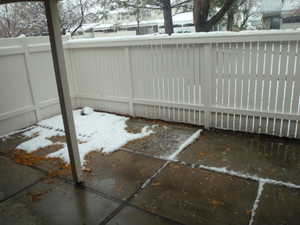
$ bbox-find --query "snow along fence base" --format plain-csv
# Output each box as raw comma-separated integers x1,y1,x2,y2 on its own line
1,30,300,138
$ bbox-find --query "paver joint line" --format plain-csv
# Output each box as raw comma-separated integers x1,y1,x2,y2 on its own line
248,181,266,225
141,161,170,189
0,177,45,204
122,147,300,190
177,160,300,189
120,147,300,190
98,160,172,225
98,203,127,225
120,147,169,161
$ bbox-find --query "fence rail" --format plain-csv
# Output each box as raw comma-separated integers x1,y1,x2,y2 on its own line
0,31,300,138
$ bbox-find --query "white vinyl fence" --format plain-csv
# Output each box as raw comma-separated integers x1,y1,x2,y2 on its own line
0,36,75,135
1,31,300,138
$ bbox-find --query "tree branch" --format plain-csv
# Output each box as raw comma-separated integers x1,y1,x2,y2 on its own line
171,0,192,9
207,0,237,27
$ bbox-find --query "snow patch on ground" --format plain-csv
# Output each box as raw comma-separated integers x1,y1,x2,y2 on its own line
167,129,202,160
18,136,54,153
248,181,265,225
17,127,64,153
16,110,155,166
186,164,300,189
81,106,94,116
47,125,154,164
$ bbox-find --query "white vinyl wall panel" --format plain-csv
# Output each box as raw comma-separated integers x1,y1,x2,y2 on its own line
0,54,33,114
29,51,58,103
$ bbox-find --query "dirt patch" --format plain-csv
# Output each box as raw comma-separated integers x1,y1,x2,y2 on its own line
47,135,66,143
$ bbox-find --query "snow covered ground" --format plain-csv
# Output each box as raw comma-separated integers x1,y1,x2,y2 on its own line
17,110,155,166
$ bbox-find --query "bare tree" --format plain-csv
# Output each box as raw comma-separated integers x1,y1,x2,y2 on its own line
0,0,112,38
117,0,152,35
117,0,192,35
61,0,100,36
225,0,256,31
173,0,193,16
0,2,46,37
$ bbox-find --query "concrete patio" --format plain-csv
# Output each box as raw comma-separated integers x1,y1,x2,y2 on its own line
0,116,299,225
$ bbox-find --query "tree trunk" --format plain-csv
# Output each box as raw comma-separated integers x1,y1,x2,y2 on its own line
193,0,210,32
227,10,234,31
136,7,140,35
162,0,174,35
5,5,12,37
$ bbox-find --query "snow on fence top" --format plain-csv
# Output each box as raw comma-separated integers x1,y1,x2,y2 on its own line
2,30,300,51
65,30,300,49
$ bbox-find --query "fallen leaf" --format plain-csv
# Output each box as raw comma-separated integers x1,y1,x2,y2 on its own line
172,164,181,169
198,152,208,158
152,181,161,186
211,199,223,207
246,209,252,215
83,167,92,173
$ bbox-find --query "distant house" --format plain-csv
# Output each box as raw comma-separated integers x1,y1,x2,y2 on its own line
281,2,300,29
261,0,284,29
261,0,300,29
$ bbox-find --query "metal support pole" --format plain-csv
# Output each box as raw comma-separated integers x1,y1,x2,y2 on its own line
44,0,82,183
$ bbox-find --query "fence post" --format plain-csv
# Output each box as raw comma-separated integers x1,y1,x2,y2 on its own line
125,47,135,116
20,38,40,122
294,40,300,138
203,43,213,129
64,36,78,107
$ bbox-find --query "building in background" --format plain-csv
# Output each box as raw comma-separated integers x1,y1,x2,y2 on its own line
261,0,300,29
76,11,197,37
281,1,300,29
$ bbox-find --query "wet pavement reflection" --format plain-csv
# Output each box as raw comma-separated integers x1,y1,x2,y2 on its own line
179,130,300,184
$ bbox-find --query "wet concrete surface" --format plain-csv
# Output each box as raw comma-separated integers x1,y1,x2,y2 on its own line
2,120,300,225
132,162,258,225
0,132,30,155
0,178,119,225
8,144,70,174
178,130,300,184
82,151,165,200
0,156,44,201
107,206,181,225
252,184,300,225
24,150,167,200
125,118,199,159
